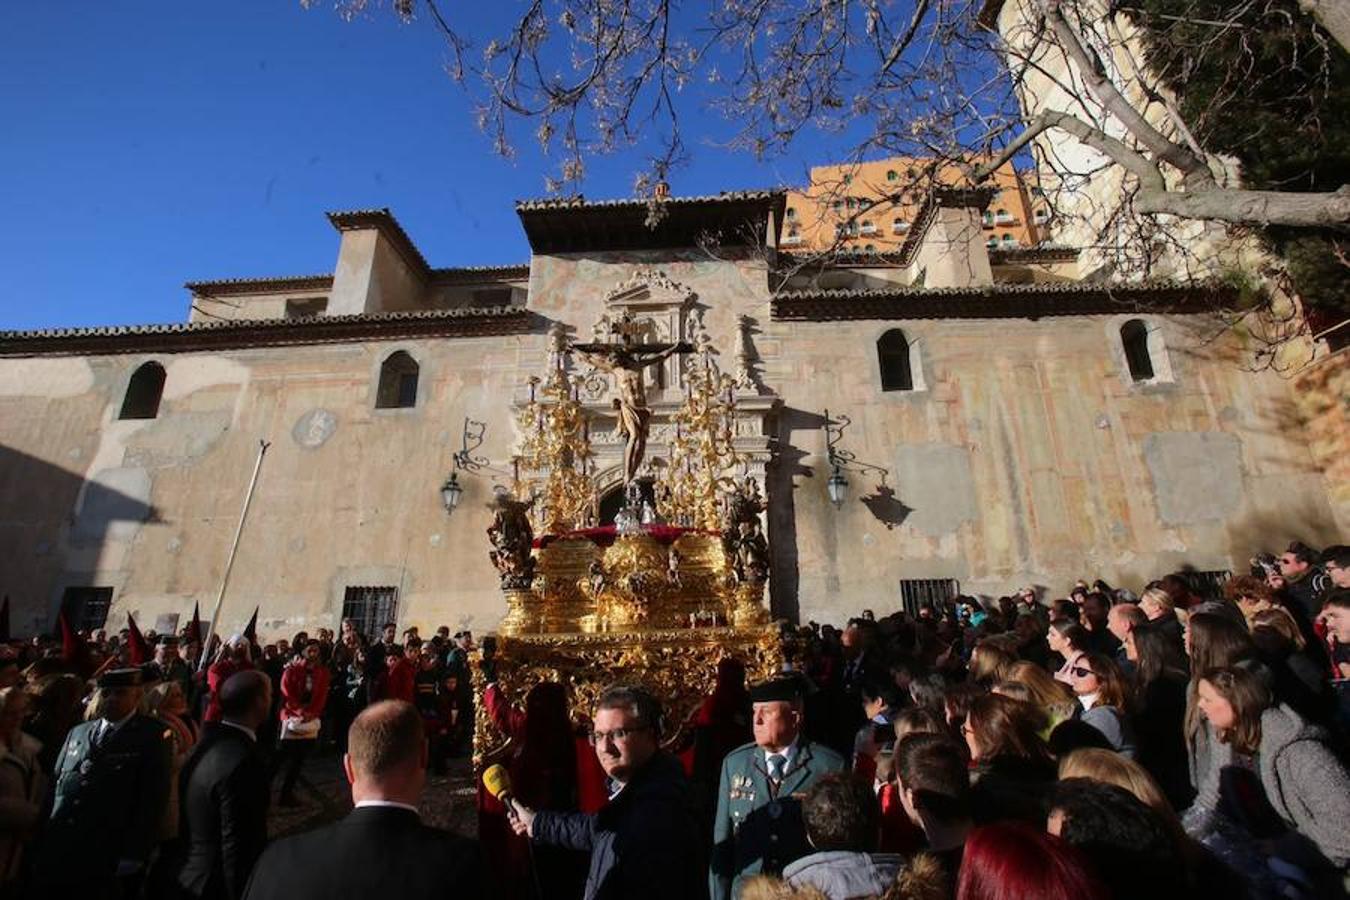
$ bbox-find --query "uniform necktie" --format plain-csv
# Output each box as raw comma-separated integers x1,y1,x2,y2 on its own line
767,753,785,782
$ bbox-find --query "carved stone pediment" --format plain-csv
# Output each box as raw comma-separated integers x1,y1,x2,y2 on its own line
603,269,696,312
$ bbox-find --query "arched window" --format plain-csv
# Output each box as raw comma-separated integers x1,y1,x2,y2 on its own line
886,169,898,181
119,362,166,420
981,211,994,228
892,218,910,234
1000,234,1018,249
877,329,914,392
785,208,796,220
1120,320,1154,382
864,244,875,253
376,350,420,408
986,237,998,249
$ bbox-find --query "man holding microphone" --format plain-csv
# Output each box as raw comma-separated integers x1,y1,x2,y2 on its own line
497,684,702,900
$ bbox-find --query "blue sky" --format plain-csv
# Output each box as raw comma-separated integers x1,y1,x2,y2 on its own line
0,3,862,331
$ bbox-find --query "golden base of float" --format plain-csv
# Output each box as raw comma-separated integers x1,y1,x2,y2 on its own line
472,529,782,767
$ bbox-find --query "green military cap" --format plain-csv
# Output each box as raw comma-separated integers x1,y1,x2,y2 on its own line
97,667,143,689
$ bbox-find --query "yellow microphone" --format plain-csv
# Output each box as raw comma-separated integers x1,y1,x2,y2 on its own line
483,764,519,820
483,764,513,802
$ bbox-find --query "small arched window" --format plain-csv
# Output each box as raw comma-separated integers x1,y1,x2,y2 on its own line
864,244,875,253
877,329,914,392
986,238,998,249
892,219,910,234
1000,234,1018,249
785,208,796,220
886,169,898,181
119,362,166,420
981,211,994,228
1121,320,1154,382
376,350,420,409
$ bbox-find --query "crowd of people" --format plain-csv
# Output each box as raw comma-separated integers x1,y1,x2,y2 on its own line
0,540,1346,900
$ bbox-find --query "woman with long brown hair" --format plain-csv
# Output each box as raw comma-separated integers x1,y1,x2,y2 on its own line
1191,666,1350,871
1181,612,1255,794
962,694,1055,825
1129,622,1192,810
1065,653,1136,758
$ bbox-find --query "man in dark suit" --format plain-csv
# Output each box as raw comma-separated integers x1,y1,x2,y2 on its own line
710,677,845,900
176,669,273,900
31,667,173,899
242,699,482,900
510,684,703,900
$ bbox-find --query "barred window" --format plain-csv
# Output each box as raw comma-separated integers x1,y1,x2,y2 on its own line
900,579,959,615
342,586,399,641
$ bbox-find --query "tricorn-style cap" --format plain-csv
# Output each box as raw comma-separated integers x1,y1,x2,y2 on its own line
97,667,143,689
749,676,804,704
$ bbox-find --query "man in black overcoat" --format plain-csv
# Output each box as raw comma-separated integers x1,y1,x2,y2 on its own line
242,700,482,900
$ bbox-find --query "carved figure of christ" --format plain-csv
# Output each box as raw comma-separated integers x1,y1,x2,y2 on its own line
574,342,688,484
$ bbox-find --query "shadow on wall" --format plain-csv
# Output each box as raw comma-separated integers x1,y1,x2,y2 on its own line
0,444,158,638
1224,495,1343,565
769,407,829,624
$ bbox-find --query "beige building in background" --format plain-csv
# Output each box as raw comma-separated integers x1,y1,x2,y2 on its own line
0,188,1345,641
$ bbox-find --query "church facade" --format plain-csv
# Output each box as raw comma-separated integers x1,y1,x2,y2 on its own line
0,191,1344,640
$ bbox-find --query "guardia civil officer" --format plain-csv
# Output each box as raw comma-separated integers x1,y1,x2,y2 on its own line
31,667,173,899
710,676,845,900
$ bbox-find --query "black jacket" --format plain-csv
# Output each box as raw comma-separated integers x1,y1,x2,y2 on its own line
176,722,270,900
242,805,483,900
533,751,702,900
1134,673,1194,811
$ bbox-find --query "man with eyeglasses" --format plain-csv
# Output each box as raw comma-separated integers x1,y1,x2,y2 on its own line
1321,546,1350,591
710,676,845,900
1279,541,1332,620
508,684,701,900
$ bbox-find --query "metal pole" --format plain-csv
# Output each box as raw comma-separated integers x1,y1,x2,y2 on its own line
198,439,271,672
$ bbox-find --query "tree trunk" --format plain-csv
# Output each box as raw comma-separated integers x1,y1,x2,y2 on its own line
1301,0,1350,54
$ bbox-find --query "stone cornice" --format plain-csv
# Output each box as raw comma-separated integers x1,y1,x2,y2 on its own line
771,280,1234,321
185,274,335,297
0,307,539,357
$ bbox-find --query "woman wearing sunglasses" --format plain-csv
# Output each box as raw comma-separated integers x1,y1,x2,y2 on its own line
1067,654,1137,759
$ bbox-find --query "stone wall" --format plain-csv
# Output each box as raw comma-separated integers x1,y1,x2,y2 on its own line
0,253,1342,638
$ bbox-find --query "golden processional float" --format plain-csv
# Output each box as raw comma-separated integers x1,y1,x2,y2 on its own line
472,292,784,766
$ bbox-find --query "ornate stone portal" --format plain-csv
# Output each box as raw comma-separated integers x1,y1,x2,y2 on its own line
473,274,783,766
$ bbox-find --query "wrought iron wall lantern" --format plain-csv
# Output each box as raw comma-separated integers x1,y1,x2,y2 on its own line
441,418,518,515
823,409,890,510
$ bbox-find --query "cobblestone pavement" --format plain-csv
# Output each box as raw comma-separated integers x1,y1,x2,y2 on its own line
266,747,480,839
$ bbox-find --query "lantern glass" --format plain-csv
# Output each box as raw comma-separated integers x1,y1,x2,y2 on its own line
440,472,463,513
827,467,849,508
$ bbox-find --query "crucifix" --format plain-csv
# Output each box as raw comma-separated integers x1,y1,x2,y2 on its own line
573,311,693,485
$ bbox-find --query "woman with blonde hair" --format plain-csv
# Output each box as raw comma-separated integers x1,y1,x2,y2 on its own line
1058,748,1172,819
144,681,197,842
967,641,1016,689
1001,661,1077,735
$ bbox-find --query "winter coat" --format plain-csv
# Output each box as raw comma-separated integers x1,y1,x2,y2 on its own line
783,850,904,899
1191,703,1350,867
533,751,701,900
0,733,44,887
1080,704,1137,758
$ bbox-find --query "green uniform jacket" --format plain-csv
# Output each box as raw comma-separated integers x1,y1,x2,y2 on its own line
709,740,845,900
32,714,173,894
